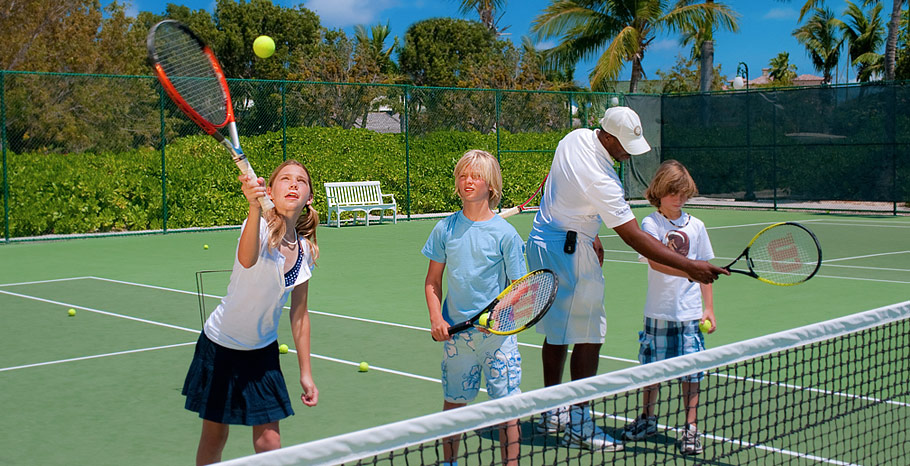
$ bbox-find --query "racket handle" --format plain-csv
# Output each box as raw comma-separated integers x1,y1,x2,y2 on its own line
448,321,472,335
499,206,520,219
234,158,275,211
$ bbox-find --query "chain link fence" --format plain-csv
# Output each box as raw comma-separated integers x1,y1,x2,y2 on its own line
1,71,907,240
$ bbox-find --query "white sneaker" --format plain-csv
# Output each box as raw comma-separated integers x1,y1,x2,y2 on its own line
534,407,569,434
561,405,623,451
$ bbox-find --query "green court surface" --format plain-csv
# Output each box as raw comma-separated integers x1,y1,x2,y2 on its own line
1,208,907,465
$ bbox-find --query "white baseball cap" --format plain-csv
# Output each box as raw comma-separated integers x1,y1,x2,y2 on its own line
599,107,651,155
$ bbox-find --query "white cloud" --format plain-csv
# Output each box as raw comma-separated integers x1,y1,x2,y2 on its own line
304,0,398,28
535,39,556,50
650,38,680,52
763,7,797,20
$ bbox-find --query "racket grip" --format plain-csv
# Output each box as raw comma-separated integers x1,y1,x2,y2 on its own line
499,206,520,219
448,321,472,335
234,158,275,211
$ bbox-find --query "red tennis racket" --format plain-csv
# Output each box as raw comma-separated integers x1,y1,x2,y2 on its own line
147,20,273,210
500,175,547,219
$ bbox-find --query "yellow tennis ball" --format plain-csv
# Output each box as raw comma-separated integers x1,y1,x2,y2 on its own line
253,35,275,58
478,313,489,327
699,319,712,333
68,308,76,316
278,343,289,354
203,244,209,250
358,361,369,372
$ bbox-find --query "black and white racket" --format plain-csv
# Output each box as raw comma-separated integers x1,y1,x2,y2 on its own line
147,20,273,210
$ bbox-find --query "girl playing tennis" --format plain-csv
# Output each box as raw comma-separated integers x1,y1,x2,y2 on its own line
182,160,319,465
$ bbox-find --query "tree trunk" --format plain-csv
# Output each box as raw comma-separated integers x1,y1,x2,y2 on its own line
884,0,902,81
699,40,714,92
629,56,643,93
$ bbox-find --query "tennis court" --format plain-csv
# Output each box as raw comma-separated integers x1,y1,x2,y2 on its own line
1,207,908,465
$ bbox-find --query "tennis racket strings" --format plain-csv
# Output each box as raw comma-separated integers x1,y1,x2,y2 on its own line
489,271,557,333
151,22,227,125
747,225,821,285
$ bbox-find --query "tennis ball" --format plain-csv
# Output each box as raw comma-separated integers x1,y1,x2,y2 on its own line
699,319,712,333
478,313,489,327
68,308,76,316
358,361,369,372
253,35,275,58
278,343,289,354
203,244,209,250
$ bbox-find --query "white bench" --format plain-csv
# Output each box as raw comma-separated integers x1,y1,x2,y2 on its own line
324,181,397,227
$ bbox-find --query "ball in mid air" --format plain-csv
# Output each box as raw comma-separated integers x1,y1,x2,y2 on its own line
358,361,369,372
203,244,209,250
278,343,289,354
253,35,275,58
68,308,76,316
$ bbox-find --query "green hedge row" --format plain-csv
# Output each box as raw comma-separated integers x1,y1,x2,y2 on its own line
2,126,562,237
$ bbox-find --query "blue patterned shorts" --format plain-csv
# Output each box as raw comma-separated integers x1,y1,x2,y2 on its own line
638,317,705,383
441,329,521,403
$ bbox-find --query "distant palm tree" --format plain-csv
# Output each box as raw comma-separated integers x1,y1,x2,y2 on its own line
769,51,798,84
455,0,508,35
679,0,741,91
840,0,885,82
532,0,737,92
781,0,904,81
793,7,845,84
354,22,398,74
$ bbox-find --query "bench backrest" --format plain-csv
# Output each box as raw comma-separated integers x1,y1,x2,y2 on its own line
324,181,384,206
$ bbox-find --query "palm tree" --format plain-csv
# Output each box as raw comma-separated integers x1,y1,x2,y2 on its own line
781,0,904,81
840,0,885,82
793,7,845,84
353,22,398,74
768,51,798,84
455,0,508,35
680,0,741,91
531,0,737,92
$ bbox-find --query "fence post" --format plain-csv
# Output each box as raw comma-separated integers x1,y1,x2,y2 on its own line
281,82,287,161
404,85,411,220
158,84,168,233
1,70,8,242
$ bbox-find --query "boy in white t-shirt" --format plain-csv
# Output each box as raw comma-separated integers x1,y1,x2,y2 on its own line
620,160,716,455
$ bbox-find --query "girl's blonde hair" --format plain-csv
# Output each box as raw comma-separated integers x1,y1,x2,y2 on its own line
644,159,698,208
263,160,320,262
453,149,503,209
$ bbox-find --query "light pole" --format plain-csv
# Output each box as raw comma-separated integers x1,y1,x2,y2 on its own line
733,62,755,200
733,62,749,90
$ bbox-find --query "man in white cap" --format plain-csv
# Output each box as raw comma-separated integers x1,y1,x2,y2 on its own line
527,107,726,451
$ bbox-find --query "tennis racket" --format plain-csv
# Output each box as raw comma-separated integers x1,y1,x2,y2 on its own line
500,175,547,219
147,20,273,210
433,269,558,341
724,222,821,286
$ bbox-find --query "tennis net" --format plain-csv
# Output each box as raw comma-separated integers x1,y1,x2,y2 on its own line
223,300,910,465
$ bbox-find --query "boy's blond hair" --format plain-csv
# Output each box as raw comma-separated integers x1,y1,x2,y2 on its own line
453,150,503,209
644,160,698,208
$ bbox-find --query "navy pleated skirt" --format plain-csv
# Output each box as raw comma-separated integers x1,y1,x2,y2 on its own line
182,332,294,426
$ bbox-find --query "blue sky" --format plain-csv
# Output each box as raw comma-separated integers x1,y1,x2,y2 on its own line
116,0,894,86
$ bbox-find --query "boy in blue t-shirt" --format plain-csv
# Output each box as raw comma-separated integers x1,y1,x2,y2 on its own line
422,150,527,466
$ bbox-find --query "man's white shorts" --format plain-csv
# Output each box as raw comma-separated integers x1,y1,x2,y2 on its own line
527,236,607,345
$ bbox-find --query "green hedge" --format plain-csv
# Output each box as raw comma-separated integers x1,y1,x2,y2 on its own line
2,126,561,237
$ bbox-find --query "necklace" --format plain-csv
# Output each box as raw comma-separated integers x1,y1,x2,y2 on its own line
281,231,298,249
660,210,690,228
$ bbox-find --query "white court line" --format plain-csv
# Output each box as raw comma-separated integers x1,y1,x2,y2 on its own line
0,342,196,373
601,412,861,466
0,287,449,387
825,250,910,263
3,279,900,464
0,276,94,287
